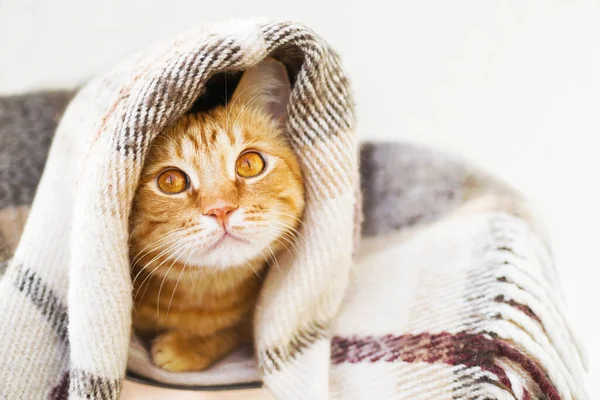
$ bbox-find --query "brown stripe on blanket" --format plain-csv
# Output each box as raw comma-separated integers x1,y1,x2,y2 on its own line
331,332,561,400
259,319,329,373
68,369,121,399
260,22,354,145
48,371,70,400
9,266,118,399
12,264,69,342
114,38,245,160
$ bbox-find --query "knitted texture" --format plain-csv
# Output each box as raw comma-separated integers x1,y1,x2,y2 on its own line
0,21,588,400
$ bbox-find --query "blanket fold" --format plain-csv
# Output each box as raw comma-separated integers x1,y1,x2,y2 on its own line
0,20,588,400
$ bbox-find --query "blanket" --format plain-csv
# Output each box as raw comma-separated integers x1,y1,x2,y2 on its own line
0,20,588,400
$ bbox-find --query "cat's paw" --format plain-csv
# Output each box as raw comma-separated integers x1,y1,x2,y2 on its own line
151,331,213,372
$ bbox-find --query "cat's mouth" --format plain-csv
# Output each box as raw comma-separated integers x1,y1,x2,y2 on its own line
207,231,249,252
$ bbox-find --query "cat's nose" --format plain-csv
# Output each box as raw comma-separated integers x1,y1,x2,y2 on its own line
203,205,237,228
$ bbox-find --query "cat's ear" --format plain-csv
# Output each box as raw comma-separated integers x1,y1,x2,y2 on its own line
230,58,291,125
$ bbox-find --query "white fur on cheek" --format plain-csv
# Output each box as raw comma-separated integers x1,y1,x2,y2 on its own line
227,207,245,228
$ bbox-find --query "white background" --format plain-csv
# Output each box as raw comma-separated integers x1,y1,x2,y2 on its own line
1,0,598,396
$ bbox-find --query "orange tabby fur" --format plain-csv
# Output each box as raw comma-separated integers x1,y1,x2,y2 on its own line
129,59,304,372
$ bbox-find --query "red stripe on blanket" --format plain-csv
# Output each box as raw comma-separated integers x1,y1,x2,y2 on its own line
494,294,542,324
331,332,561,400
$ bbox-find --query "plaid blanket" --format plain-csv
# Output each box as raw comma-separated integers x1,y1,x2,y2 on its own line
0,20,588,400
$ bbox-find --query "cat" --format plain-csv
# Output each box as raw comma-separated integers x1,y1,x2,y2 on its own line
128,58,305,372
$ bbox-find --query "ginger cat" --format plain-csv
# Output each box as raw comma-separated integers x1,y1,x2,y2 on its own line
129,59,304,372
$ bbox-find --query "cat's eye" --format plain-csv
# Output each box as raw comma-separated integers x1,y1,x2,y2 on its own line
156,169,189,194
236,151,266,178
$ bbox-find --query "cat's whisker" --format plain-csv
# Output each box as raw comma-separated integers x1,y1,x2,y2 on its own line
132,240,184,287
230,86,276,130
273,232,303,257
250,218,299,231
272,233,301,257
264,222,301,244
131,239,180,276
274,225,303,241
264,243,282,274
268,220,306,244
133,241,188,302
260,253,274,274
134,230,211,304
131,233,176,268
272,238,296,258
130,228,195,269
131,231,194,285
276,233,304,257
156,243,191,318
166,243,195,317
134,246,177,300
240,259,261,280
267,215,305,231
267,210,306,227
134,272,156,305
128,229,136,245
263,213,304,227
246,224,305,251
133,226,203,267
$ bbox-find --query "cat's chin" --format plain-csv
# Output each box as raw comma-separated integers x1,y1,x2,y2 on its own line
181,237,268,270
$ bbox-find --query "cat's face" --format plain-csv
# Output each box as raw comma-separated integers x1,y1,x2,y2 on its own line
130,60,304,270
